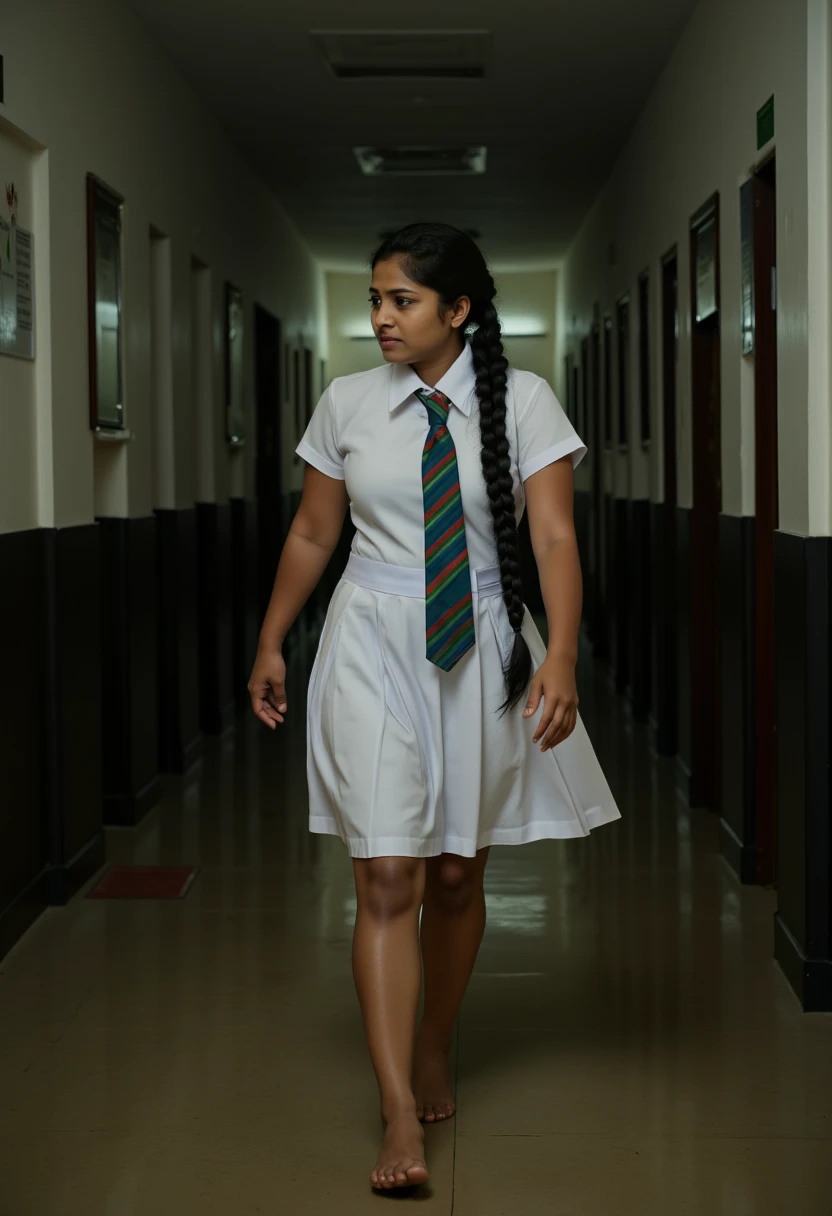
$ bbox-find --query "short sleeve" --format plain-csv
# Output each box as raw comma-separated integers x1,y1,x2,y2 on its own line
516,377,587,483
295,381,345,480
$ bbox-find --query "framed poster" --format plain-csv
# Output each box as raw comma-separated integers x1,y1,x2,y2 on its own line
616,295,630,450
694,213,717,323
740,178,755,355
225,282,245,445
0,181,35,361
87,175,125,430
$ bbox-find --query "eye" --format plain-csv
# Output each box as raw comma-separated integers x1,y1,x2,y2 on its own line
368,295,380,308
396,297,412,307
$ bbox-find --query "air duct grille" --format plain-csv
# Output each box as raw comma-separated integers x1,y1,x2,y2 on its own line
355,146,487,176
313,30,490,80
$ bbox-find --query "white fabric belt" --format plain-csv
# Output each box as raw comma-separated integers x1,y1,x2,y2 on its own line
342,553,504,600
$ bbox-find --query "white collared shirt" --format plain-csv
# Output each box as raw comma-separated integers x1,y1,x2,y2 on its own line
295,339,586,570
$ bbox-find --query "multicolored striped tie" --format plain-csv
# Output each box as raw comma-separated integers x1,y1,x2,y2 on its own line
415,387,475,671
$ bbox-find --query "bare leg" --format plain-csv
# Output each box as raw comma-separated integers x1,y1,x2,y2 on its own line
352,855,429,1190
413,847,490,1122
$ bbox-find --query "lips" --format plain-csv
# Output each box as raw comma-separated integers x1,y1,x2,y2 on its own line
378,335,400,344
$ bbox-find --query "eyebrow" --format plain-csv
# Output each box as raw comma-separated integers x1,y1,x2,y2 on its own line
368,287,421,295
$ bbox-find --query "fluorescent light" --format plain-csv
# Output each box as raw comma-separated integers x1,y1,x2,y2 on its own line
500,316,548,337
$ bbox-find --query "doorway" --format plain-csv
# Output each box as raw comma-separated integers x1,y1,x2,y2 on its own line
254,306,284,623
590,322,607,658
614,295,631,697
752,155,778,883
689,195,722,811
655,249,679,757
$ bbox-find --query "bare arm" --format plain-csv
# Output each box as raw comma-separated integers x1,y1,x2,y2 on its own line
519,456,582,750
248,466,349,728
523,456,582,662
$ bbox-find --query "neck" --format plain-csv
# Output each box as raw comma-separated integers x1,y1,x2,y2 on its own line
411,338,465,388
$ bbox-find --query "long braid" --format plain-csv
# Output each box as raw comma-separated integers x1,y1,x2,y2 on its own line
471,300,533,716
370,221,533,716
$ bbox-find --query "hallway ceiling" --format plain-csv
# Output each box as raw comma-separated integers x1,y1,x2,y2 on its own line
127,0,696,270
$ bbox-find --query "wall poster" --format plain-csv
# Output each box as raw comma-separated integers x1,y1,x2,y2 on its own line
0,181,35,360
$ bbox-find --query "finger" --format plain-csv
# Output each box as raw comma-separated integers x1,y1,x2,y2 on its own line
539,701,567,748
545,706,577,750
523,678,544,719
266,687,288,713
253,695,283,725
532,703,556,744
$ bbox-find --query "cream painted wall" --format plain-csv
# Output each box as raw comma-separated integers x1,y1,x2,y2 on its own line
326,266,558,390
0,0,323,533
558,0,819,535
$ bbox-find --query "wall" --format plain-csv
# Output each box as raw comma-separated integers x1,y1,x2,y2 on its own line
0,0,323,535
557,0,814,531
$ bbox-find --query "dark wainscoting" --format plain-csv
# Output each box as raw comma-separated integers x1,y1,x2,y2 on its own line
675,507,692,800
773,532,832,1011
0,528,47,958
651,501,678,757
719,514,757,883
231,497,259,715
1,523,105,961
99,517,161,826
196,502,235,735
46,524,106,899
156,508,202,774
604,492,616,678
630,499,651,722
613,497,630,697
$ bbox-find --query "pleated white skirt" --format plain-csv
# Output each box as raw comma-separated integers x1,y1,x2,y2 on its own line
305,554,621,858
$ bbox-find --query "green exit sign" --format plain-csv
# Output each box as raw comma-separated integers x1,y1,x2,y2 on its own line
757,95,774,149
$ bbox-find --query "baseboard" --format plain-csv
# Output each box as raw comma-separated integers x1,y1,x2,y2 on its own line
719,816,757,885
103,773,162,827
774,913,832,1012
675,754,692,803
44,829,107,906
0,870,46,963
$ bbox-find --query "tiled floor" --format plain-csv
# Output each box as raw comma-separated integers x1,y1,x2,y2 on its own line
2,634,831,1214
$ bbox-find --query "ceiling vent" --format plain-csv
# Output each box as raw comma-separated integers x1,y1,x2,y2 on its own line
312,30,490,80
355,146,487,176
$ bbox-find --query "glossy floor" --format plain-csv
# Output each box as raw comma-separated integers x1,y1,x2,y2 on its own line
2,636,831,1214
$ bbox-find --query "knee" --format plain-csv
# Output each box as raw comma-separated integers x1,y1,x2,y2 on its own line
427,857,481,915
357,857,424,920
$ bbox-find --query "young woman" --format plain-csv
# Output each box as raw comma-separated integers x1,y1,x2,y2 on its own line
248,223,621,1191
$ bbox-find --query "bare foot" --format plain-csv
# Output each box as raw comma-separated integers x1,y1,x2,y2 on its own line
370,1110,429,1190
412,1036,456,1123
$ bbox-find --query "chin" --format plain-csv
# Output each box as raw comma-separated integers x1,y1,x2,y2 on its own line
378,344,410,363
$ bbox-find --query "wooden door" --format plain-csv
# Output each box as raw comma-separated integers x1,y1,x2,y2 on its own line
689,196,722,811
254,306,284,622
753,157,778,883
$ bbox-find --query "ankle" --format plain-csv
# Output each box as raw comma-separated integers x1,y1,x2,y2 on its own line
380,1097,418,1125
416,1025,452,1054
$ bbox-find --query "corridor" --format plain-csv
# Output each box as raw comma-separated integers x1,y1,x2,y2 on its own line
2,631,830,1213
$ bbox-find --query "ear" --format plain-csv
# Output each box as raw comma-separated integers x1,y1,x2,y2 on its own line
450,295,471,329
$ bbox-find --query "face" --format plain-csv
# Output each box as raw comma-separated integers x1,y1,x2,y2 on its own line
369,256,471,364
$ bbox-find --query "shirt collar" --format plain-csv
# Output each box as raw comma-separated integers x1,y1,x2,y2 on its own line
388,337,476,416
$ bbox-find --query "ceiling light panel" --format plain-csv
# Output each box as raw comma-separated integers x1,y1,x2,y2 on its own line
312,30,491,80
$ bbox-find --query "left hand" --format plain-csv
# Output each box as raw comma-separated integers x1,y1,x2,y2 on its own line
523,655,579,751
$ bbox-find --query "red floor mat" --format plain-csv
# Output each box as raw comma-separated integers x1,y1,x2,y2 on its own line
86,865,199,899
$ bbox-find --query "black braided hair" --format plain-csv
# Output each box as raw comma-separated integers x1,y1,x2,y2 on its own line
370,222,533,716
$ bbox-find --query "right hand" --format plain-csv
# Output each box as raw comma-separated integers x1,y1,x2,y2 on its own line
247,647,287,729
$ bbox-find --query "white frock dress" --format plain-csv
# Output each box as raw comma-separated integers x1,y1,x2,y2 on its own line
295,339,621,858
